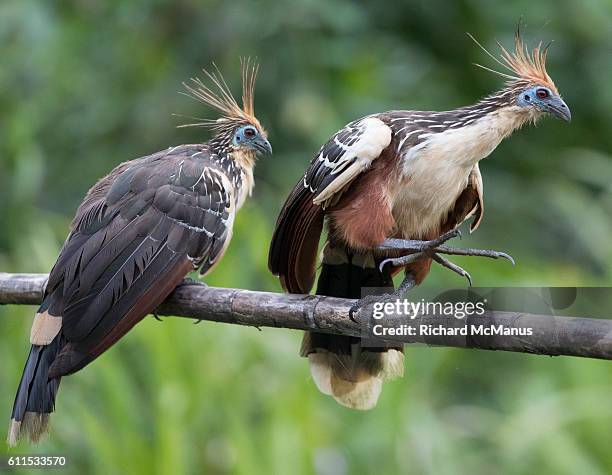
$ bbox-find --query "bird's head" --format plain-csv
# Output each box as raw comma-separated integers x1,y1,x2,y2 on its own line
470,26,571,123
230,123,272,156
514,83,570,122
180,58,272,158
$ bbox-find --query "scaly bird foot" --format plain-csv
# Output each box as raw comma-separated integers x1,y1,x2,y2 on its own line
177,277,205,287
348,275,416,322
377,229,514,285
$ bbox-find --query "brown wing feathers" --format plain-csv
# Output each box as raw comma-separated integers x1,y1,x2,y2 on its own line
268,182,323,294
269,118,392,294
47,148,232,377
49,248,193,378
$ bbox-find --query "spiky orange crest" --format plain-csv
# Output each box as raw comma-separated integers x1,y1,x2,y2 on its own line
469,28,558,94
180,58,263,131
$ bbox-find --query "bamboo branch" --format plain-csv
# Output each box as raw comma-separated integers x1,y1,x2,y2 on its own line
1,273,611,360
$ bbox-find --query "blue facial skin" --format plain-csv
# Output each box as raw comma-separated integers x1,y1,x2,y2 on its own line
232,125,273,155
517,85,571,122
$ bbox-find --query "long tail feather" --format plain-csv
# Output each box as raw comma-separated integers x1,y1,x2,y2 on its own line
302,244,404,409
8,334,63,446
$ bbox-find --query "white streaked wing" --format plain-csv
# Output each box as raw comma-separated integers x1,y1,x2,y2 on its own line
304,117,392,209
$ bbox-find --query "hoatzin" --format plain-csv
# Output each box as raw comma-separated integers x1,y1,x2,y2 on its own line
269,32,571,409
8,60,271,446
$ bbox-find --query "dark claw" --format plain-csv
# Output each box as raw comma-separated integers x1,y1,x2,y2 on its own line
379,252,425,272
349,304,359,323
431,254,473,285
153,309,163,321
500,252,515,266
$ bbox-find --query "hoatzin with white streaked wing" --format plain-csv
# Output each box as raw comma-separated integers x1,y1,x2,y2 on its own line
8,60,271,446
269,31,571,409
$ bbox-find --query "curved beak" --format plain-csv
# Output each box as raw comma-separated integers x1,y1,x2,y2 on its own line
253,136,273,155
546,96,571,122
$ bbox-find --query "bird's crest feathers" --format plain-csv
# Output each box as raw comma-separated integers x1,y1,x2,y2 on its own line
180,58,263,131
468,25,558,94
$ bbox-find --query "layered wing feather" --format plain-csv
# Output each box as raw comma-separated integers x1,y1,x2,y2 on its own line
442,163,484,232
269,117,392,293
36,145,234,378
305,117,392,208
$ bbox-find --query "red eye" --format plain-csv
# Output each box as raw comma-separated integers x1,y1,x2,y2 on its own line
536,88,549,99
244,127,256,138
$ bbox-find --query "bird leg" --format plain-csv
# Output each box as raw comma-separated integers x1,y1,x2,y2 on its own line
376,229,514,285
347,231,465,320
348,230,512,321
349,274,417,322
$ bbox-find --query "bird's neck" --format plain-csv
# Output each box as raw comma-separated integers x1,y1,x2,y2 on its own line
208,131,257,209
418,98,534,168
231,149,256,171
230,149,256,209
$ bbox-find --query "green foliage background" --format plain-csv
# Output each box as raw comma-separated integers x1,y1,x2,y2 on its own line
1,1,612,473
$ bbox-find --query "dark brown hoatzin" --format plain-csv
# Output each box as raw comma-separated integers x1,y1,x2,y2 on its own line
269,32,570,409
8,60,271,445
